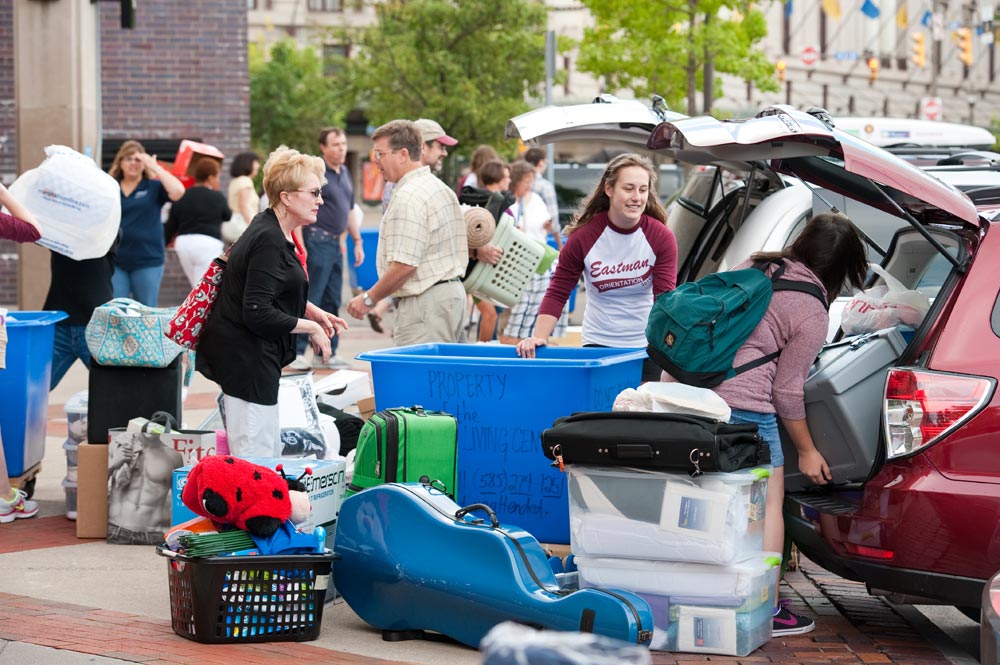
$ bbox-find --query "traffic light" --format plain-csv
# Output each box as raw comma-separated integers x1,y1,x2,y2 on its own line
911,31,926,68
867,56,879,83
956,27,973,67
776,59,786,82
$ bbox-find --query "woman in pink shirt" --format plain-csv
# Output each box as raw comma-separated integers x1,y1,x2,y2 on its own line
0,182,42,523
715,212,867,636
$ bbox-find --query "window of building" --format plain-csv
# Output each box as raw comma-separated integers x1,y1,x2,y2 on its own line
308,0,343,11
323,43,350,76
246,0,257,9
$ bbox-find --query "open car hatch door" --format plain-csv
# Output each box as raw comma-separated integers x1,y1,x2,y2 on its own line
506,96,686,147
647,106,980,230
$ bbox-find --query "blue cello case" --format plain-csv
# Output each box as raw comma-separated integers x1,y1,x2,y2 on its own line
334,482,653,648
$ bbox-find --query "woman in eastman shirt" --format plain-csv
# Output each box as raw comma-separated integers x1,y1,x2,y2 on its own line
515,153,678,383
196,146,347,457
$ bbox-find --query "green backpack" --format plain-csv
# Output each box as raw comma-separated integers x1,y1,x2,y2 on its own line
645,260,827,388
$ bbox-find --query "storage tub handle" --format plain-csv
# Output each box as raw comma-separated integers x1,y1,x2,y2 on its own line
455,503,500,528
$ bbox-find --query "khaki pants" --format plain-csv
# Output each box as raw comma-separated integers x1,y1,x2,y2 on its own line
393,280,466,347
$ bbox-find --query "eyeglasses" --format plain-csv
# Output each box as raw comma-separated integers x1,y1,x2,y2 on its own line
294,188,323,198
373,148,399,161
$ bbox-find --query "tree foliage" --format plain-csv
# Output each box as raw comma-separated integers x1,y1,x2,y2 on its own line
249,39,347,155
327,0,549,155
576,0,779,115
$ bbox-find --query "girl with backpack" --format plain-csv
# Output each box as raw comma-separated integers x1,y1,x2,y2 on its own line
514,153,677,383
714,212,868,635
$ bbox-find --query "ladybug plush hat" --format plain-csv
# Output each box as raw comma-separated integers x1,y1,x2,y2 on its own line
182,456,292,537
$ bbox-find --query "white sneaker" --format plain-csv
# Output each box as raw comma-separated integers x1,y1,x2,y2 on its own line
0,488,39,523
324,355,352,369
289,355,312,371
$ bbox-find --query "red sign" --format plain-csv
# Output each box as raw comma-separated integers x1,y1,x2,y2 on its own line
802,46,818,67
920,97,942,122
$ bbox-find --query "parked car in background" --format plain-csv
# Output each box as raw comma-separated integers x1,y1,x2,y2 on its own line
509,101,1000,618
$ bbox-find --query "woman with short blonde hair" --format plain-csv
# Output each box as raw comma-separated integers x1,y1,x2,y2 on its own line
196,146,347,457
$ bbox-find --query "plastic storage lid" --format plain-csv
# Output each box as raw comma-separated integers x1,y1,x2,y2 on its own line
575,551,782,597
567,464,772,482
3,311,68,326
64,390,88,415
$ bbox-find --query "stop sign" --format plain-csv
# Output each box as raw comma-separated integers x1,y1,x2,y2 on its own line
802,46,818,67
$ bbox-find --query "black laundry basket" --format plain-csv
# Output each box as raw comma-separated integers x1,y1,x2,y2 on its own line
157,546,335,644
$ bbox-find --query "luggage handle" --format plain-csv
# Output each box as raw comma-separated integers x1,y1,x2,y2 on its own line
455,503,500,528
145,410,177,434
556,411,758,435
615,444,654,460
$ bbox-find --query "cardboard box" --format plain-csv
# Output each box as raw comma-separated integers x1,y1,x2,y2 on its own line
171,456,347,531
76,443,108,538
357,396,376,420
170,139,224,178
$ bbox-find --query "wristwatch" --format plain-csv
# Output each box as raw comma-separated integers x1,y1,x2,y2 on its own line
362,292,376,308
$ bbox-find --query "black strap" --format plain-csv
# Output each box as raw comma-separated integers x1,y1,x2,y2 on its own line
733,260,828,377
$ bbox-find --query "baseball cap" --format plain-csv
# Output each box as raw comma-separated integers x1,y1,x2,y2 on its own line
414,118,458,146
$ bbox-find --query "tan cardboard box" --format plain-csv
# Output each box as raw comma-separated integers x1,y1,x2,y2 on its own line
357,395,376,420
76,443,108,539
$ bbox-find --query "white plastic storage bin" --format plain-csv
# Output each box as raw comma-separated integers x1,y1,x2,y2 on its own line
577,553,779,655
64,390,88,444
567,465,771,565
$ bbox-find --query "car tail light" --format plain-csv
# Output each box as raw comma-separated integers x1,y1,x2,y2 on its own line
884,369,994,459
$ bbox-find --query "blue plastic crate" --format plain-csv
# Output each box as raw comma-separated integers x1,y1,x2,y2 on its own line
346,228,380,291
1,311,67,476
357,344,645,543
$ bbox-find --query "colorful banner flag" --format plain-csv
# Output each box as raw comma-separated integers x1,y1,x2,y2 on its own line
861,0,880,19
920,10,932,27
822,0,842,20
897,6,908,28
785,0,792,18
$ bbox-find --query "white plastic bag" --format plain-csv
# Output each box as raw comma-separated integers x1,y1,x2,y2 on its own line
841,263,930,335
613,383,732,422
6,145,121,259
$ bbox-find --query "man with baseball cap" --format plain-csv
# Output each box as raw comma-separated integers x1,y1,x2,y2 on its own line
413,118,458,172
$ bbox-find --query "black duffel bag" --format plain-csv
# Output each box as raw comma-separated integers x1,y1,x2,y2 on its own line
541,411,770,476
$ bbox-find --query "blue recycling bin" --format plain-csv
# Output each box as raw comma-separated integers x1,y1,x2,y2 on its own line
357,344,645,544
1,310,67,477
346,228,381,291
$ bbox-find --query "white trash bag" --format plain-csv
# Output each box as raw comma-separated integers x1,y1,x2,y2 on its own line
841,263,931,336
6,145,121,260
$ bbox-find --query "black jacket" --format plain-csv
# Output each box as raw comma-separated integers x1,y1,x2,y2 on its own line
196,209,306,404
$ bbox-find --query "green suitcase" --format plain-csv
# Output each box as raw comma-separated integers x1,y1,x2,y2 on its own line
347,406,458,498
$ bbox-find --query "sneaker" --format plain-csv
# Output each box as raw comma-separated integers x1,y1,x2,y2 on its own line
772,599,815,636
324,355,352,369
288,355,311,371
0,488,39,523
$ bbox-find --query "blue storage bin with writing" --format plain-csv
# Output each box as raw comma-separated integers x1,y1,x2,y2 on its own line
357,344,645,543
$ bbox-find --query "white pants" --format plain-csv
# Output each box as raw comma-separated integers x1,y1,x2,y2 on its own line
222,394,281,458
174,234,225,287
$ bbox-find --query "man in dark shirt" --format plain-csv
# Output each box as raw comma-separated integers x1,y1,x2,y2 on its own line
46,237,117,389
291,127,362,370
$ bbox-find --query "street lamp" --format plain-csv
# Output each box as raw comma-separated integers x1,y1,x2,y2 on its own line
967,94,978,126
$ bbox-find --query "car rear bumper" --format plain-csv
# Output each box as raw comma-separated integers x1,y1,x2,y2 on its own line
785,492,986,608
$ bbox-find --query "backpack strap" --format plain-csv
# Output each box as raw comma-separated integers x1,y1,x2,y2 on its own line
731,262,829,377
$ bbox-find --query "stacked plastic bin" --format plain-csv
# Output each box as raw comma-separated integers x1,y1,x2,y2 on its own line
62,391,87,520
567,464,777,656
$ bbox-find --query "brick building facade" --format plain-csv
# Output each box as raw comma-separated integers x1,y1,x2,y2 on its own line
0,0,250,307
